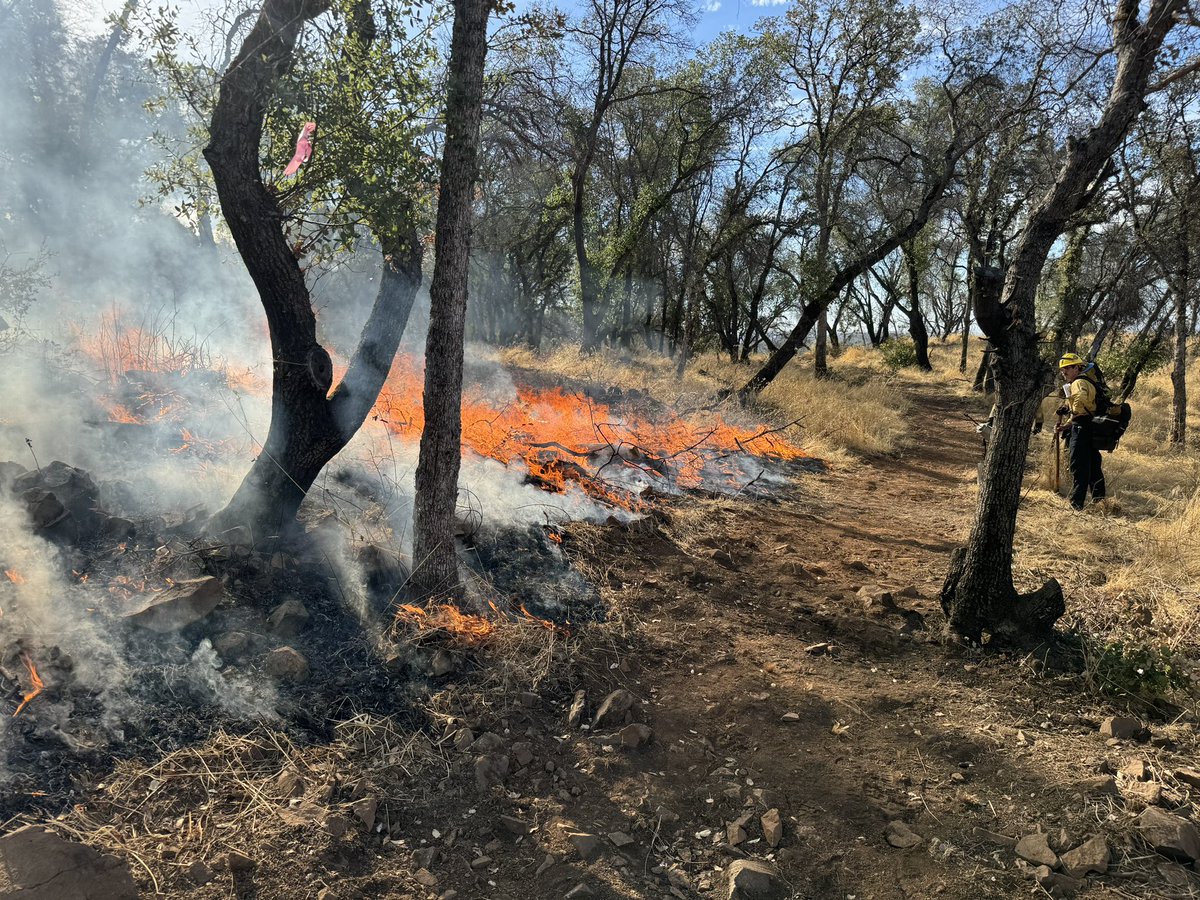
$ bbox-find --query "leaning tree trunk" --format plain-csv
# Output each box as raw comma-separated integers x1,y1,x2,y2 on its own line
204,0,423,542
410,0,490,600
942,0,1183,642
814,309,829,377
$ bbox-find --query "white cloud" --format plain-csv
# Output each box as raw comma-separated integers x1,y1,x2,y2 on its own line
750,0,789,6
702,0,721,10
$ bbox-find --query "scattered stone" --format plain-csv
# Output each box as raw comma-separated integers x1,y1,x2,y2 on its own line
351,797,377,831
212,631,251,662
564,885,593,899
519,691,540,708
472,732,504,753
593,689,636,727
474,754,510,790
761,809,783,848
498,815,530,837
803,642,831,655
263,646,310,683
1015,832,1057,867
619,723,653,749
429,649,456,677
275,769,304,797
223,850,256,872
451,727,474,752
1121,759,1150,781
415,868,438,887
567,690,587,728
266,600,310,638
1124,781,1163,807
0,825,138,899
608,831,635,848
707,548,737,569
566,831,602,861
184,860,213,885
1060,834,1110,877
511,742,534,767
1099,716,1142,740
21,489,67,530
1174,767,1200,790
438,892,458,900
100,515,136,540
1033,866,1083,895
1137,807,1200,863
1074,775,1118,797
535,853,557,876
726,815,750,847
726,859,787,900
412,847,440,869
468,855,492,870
780,712,800,723
122,576,223,632
884,821,923,849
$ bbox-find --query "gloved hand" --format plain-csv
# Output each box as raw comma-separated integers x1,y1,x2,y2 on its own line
1056,405,1069,417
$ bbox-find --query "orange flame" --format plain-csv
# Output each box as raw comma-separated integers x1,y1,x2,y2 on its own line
371,355,806,511
395,603,496,644
12,652,44,717
4,570,25,585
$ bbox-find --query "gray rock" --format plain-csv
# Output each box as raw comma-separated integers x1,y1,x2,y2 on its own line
468,855,492,870
0,825,138,899
1175,767,1200,790
761,808,783,848
472,731,504,753
474,754,509,790
412,847,440,869
1137,807,1200,863
884,820,923,849
263,646,310,683
593,689,636,727
726,859,787,900
429,649,456,677
567,690,587,728
608,831,635,848
1015,832,1057,867
498,815,530,836
267,600,310,638
566,831,602,861
451,727,474,751
1060,834,1110,876
1074,775,1118,797
352,797,377,831
1099,716,1142,740
619,723,653,749
121,576,223,632
212,631,252,662
534,853,557,876
1120,759,1149,781
511,741,534,767
1124,781,1163,807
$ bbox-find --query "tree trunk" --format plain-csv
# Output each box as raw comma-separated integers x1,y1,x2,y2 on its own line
1170,274,1188,445
903,242,932,371
942,0,1182,641
411,0,490,600
204,0,423,542
814,308,829,377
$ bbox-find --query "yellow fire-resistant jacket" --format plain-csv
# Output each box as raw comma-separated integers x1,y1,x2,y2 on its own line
1066,375,1098,419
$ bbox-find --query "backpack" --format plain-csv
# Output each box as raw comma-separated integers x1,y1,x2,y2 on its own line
1084,364,1132,452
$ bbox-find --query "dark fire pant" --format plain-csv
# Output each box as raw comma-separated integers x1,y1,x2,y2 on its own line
1067,424,1106,510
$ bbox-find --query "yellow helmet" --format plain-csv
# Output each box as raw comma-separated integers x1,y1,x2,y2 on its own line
1059,353,1085,369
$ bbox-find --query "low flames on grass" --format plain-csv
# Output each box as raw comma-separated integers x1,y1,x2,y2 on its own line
394,598,567,646
371,355,808,511
12,653,44,718
73,314,808,514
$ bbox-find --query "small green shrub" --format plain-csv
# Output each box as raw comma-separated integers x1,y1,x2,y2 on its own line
880,339,918,371
1097,336,1171,384
1084,640,1190,702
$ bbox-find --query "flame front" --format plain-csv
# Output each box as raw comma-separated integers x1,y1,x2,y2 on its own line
12,652,45,717
4,570,25,585
395,603,496,644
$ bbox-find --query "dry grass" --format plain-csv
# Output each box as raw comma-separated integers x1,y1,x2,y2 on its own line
496,345,910,463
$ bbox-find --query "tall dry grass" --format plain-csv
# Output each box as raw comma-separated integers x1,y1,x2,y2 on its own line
496,344,909,463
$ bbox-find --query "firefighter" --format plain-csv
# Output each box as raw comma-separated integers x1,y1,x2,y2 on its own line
1054,353,1106,510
